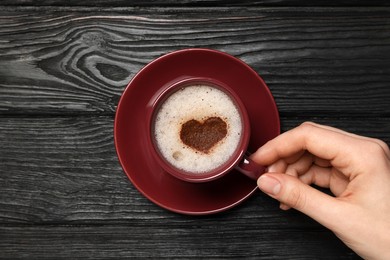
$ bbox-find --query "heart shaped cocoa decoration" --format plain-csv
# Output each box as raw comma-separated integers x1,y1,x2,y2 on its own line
180,117,227,153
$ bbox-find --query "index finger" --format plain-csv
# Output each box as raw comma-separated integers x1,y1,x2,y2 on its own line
252,122,372,173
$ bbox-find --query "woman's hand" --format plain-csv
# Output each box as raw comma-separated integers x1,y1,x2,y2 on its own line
252,122,390,260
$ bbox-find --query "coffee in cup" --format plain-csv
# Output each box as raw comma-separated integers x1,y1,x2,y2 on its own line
153,83,243,174
149,78,265,183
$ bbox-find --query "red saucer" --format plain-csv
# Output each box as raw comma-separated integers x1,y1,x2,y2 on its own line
114,49,280,215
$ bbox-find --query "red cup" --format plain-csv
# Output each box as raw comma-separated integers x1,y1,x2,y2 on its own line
147,77,266,183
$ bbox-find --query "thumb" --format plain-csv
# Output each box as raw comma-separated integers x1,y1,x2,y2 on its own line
257,173,345,230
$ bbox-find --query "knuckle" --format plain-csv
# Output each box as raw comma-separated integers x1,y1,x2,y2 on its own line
361,140,390,170
298,122,316,137
375,139,390,153
300,121,315,131
366,140,387,156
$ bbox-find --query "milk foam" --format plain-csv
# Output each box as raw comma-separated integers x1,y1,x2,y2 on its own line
153,85,243,174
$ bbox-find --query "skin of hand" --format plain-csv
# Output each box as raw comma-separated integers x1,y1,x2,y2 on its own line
252,122,390,260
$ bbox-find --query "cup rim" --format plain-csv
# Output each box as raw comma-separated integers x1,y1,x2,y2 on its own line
147,77,250,183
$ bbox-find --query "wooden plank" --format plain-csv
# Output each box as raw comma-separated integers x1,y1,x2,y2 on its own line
0,7,389,116
0,0,389,7
0,116,388,224
0,225,359,259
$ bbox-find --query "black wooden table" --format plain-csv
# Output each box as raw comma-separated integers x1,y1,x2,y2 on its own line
1,1,389,259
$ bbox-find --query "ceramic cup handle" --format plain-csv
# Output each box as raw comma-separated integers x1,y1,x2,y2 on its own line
236,155,267,180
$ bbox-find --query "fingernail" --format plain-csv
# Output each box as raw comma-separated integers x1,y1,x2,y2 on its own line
280,203,291,211
257,175,281,196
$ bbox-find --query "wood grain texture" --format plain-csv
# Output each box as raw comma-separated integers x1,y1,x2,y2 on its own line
0,225,359,259
1,0,389,7
1,6,389,259
0,7,389,116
